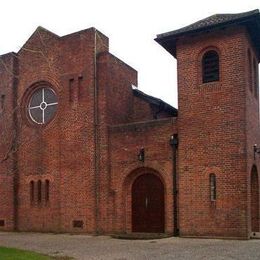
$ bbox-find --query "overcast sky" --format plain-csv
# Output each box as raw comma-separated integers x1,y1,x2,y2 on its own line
0,0,259,107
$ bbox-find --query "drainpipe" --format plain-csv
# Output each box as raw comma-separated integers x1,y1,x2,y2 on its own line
170,134,178,236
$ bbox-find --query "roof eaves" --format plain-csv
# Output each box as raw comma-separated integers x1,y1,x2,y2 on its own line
156,9,259,40
133,88,178,115
155,10,260,59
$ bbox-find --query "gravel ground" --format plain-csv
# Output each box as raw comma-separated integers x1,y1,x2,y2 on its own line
0,232,259,260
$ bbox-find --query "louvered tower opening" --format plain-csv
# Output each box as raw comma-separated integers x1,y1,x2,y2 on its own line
202,50,219,83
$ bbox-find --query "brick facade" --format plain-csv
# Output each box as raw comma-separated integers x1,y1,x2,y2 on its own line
176,26,259,238
0,10,259,238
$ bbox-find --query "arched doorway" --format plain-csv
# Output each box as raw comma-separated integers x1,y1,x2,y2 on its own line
251,165,259,232
132,173,164,233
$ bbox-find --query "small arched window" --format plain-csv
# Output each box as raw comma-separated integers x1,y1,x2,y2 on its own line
37,180,42,203
30,181,34,203
45,180,50,202
202,50,219,83
209,174,216,201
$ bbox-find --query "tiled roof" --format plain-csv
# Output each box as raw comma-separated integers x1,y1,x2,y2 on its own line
155,9,260,58
157,9,259,39
133,88,178,116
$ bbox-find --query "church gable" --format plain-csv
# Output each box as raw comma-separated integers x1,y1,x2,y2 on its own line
18,26,59,56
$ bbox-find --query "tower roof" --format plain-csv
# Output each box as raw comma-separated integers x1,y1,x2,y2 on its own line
155,9,260,59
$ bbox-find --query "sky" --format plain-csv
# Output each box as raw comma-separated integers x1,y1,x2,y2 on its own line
0,0,259,108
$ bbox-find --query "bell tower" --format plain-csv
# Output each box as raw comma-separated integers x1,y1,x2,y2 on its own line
156,10,260,238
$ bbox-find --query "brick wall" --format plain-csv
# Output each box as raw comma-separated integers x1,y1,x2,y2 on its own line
0,53,17,231
14,27,109,232
0,26,176,234
109,118,177,234
96,51,174,233
177,26,259,238
1,21,258,238
96,51,138,233
244,31,260,234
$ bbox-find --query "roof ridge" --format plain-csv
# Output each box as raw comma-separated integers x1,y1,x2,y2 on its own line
36,26,59,37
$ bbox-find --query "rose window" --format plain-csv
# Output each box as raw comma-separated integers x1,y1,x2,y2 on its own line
28,87,58,124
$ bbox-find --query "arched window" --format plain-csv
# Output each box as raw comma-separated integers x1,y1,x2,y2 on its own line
202,50,219,83
30,181,34,203
209,174,216,201
37,180,42,203
45,180,50,202
248,49,253,91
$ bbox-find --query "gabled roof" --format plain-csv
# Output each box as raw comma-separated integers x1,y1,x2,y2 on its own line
18,26,59,54
17,26,101,55
155,9,260,59
133,88,178,116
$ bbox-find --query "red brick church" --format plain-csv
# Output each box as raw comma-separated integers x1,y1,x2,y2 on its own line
0,9,259,239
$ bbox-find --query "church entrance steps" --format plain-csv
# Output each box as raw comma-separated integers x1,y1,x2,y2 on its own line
111,233,172,240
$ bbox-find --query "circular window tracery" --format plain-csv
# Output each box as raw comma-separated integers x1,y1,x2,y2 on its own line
28,87,58,124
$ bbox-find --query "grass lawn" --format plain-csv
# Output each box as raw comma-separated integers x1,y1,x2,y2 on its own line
0,246,73,260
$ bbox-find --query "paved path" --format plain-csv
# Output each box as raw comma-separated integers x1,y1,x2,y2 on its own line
0,232,260,260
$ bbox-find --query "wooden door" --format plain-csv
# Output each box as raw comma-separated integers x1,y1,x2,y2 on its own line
132,173,164,233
